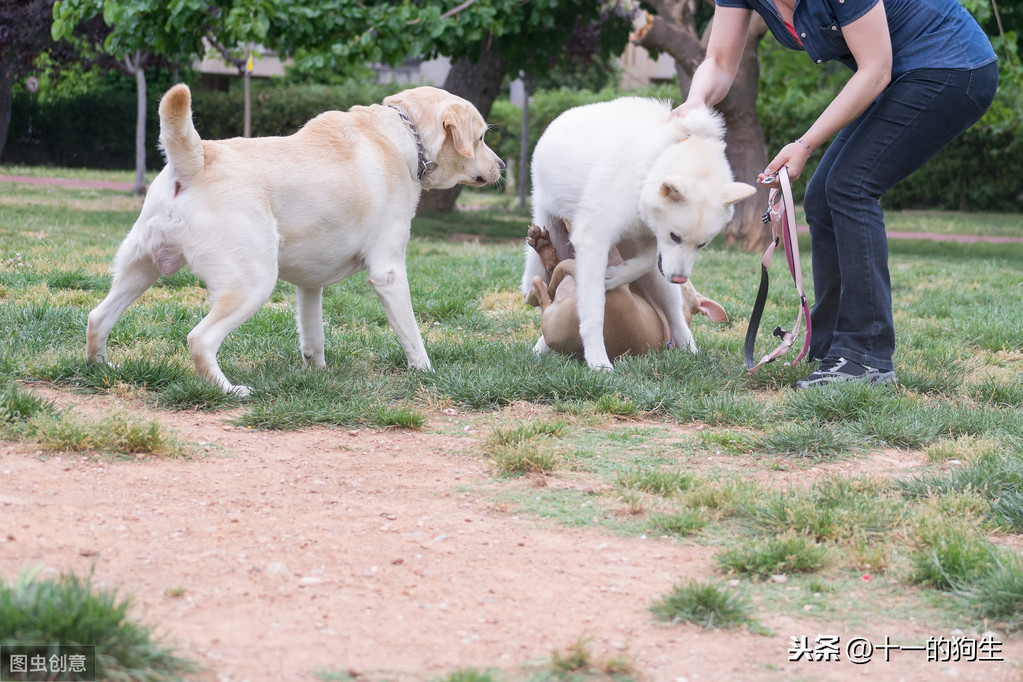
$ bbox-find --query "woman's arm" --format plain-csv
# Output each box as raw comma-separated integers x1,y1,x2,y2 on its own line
670,6,753,119
761,1,893,183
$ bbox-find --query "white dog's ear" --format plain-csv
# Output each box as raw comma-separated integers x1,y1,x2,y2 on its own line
443,103,476,159
659,177,687,204
722,182,757,206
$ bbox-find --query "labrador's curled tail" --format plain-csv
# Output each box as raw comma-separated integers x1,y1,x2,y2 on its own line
158,84,204,186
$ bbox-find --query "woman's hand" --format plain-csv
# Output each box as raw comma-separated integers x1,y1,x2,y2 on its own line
759,139,815,186
667,6,752,120
669,100,706,120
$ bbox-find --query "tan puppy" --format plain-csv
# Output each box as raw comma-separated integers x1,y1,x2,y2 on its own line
525,223,727,360
86,84,504,394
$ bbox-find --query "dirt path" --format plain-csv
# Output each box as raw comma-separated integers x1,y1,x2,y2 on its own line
2,388,1021,681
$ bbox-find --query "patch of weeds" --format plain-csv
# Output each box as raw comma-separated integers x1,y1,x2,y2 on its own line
780,380,905,423
592,393,639,419
37,355,189,393
550,638,592,675
485,421,565,476
488,421,568,447
988,489,1023,532
649,508,708,537
0,382,55,424
690,392,770,428
649,579,753,630
614,466,693,496
897,349,968,396
44,268,108,291
899,450,1023,531
375,406,425,429
543,638,635,679
849,410,942,449
683,479,761,519
908,520,995,590
154,376,241,411
923,434,1002,463
697,429,755,455
846,531,892,575
741,480,903,545
968,378,1023,408
25,410,189,458
0,569,198,679
616,490,646,516
756,422,863,462
491,442,561,476
715,533,827,579
954,551,1023,634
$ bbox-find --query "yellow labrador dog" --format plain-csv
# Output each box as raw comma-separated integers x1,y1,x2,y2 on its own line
87,84,504,394
524,223,728,360
523,98,755,370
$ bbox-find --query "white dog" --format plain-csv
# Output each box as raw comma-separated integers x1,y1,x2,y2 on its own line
522,98,755,370
87,84,504,394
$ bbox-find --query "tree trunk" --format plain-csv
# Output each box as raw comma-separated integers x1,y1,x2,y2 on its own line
416,40,509,214
636,2,771,250
243,67,251,138
0,66,14,163
128,50,148,195
517,75,530,210
709,17,770,250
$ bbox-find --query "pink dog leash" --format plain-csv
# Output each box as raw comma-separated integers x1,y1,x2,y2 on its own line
743,166,812,372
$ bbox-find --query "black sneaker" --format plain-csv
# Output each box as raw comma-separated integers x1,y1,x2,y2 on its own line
794,356,897,389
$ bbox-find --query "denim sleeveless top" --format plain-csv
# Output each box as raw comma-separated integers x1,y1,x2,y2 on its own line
715,0,997,75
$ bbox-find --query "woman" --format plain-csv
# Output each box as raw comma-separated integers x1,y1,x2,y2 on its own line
672,0,998,388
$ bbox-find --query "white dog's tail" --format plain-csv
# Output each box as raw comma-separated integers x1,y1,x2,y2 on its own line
158,84,204,185
674,106,726,141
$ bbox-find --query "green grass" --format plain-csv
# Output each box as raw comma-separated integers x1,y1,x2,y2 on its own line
0,568,198,680
3,174,1023,668
649,579,755,630
715,533,828,579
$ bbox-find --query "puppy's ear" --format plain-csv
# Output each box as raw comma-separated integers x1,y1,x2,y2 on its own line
443,103,476,159
722,181,757,206
659,178,686,204
697,295,729,322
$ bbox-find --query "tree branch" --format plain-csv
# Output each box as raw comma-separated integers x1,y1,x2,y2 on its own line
205,32,247,74
406,0,478,26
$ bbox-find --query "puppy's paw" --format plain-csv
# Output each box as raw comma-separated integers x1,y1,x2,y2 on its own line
527,224,559,272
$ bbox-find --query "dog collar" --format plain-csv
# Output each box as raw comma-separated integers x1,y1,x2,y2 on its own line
388,105,438,181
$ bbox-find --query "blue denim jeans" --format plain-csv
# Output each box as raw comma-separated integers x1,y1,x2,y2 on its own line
803,62,999,371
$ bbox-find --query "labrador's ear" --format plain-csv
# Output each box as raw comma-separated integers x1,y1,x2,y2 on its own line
443,102,476,159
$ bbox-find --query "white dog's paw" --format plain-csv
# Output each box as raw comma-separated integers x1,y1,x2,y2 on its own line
533,337,551,355
604,264,635,289
584,351,614,371
227,384,253,397
408,359,434,373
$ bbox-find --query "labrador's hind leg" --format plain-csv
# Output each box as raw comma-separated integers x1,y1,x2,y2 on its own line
187,284,274,396
87,241,162,365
